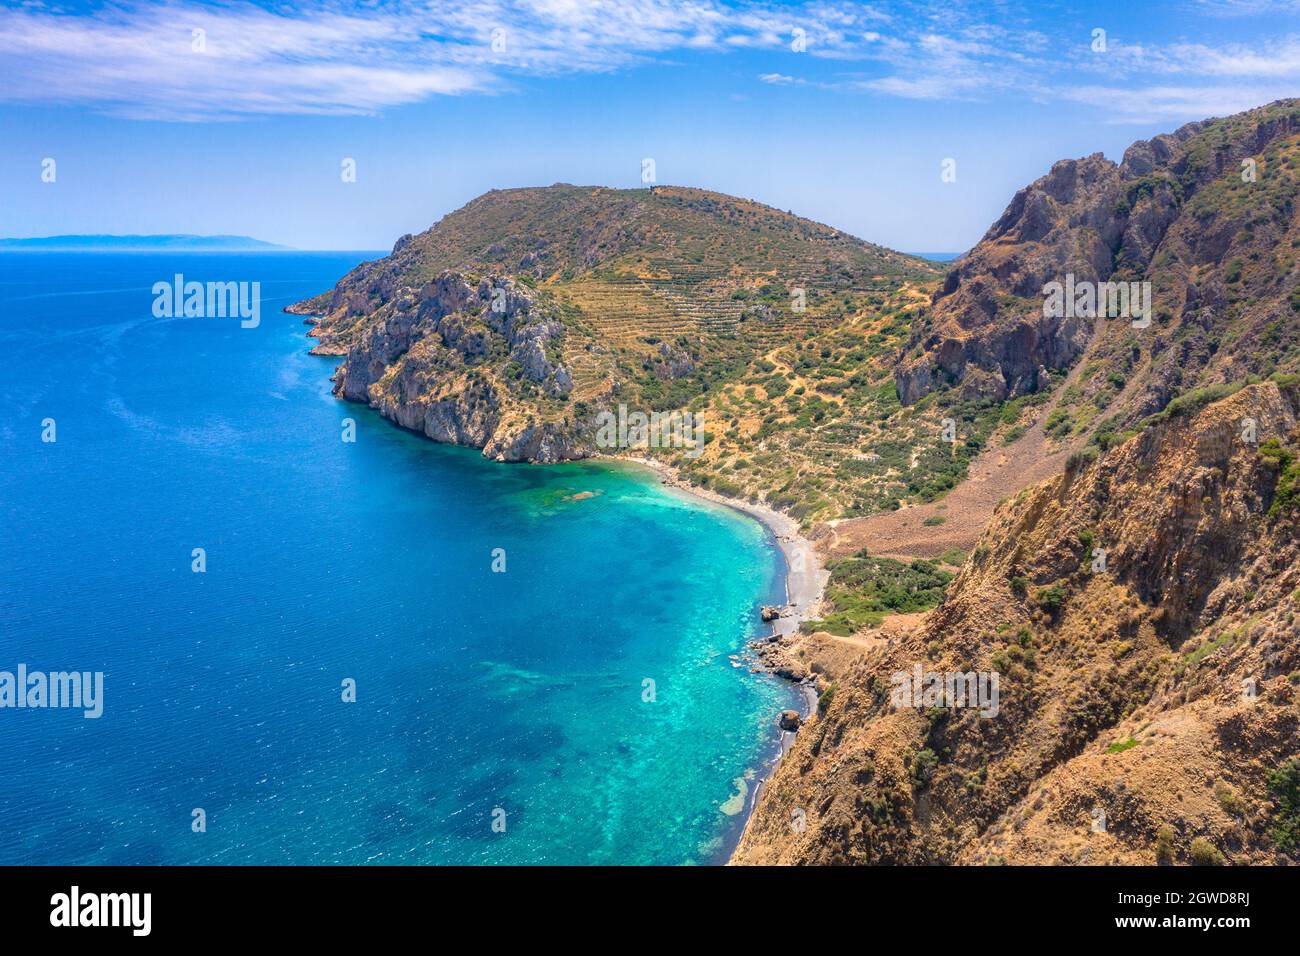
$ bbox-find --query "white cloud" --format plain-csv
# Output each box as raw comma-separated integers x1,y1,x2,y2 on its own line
0,0,1297,123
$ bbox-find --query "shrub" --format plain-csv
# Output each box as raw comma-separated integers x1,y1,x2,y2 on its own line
911,748,940,790
1215,780,1243,816
817,683,836,714
1190,837,1226,866
1036,584,1067,613
1266,759,1300,855
1155,824,1177,865
1010,575,1029,597
1045,408,1073,438
1066,447,1099,470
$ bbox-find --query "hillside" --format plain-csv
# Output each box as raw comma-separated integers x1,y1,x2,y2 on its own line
735,379,1300,865
731,100,1300,867
289,184,946,495
899,99,1300,428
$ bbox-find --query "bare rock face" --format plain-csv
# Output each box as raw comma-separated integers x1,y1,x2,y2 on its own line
895,101,1300,406
313,270,589,462
652,342,695,380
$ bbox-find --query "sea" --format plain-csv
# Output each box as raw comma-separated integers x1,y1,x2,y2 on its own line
0,251,798,865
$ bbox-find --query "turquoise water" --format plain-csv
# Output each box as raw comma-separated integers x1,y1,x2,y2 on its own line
0,252,796,865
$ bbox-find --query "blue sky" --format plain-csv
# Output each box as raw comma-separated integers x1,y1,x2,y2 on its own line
2,0,1299,251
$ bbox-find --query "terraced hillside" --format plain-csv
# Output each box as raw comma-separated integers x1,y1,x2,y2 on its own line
290,184,946,497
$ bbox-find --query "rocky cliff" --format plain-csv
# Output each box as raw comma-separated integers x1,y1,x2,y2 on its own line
309,271,586,462
735,380,1300,865
896,99,1300,420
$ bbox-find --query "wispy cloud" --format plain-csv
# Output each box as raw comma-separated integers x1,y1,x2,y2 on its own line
1,0,1297,123
0,0,899,119
1062,83,1300,124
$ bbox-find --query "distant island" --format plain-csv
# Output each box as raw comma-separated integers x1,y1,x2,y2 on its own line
0,234,290,251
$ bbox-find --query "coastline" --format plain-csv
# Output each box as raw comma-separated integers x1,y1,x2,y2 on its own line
296,303,825,863
605,454,828,863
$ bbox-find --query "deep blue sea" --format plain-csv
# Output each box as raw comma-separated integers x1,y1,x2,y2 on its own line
0,252,796,865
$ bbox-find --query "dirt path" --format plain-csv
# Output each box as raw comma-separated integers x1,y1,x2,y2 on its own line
825,347,1100,561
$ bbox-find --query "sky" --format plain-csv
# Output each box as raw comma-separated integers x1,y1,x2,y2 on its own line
2,0,1299,252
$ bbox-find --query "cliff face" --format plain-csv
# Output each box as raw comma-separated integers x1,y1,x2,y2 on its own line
735,381,1300,865
317,271,587,462
896,99,1300,415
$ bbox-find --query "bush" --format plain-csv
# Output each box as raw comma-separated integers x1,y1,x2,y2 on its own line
1045,408,1073,438
1036,584,1067,613
1190,837,1226,866
1266,759,1300,855
1155,824,1177,865
1010,575,1029,597
818,683,836,714
1066,447,1099,470
911,748,940,790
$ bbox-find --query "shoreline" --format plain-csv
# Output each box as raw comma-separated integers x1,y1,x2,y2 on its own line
604,454,828,864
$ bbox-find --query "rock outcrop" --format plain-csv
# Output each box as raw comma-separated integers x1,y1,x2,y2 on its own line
896,99,1300,409
318,271,589,462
